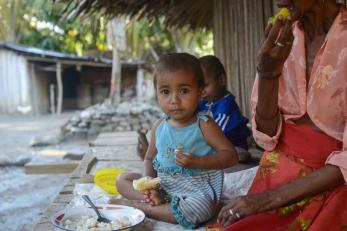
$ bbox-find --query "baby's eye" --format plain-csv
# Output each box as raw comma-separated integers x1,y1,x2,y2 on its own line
160,89,170,95
180,88,190,94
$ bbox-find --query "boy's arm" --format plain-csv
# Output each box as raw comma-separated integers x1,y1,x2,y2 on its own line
175,118,238,169
143,119,162,177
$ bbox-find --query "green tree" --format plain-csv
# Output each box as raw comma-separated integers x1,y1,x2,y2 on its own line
0,0,108,55
0,0,213,57
125,17,213,61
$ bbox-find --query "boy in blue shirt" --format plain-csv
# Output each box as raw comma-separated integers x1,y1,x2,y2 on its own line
199,55,251,162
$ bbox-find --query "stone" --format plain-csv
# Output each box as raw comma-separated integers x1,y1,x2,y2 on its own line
69,116,80,122
80,110,93,119
29,132,63,147
119,121,128,127
61,99,161,139
132,124,141,131
90,120,105,126
100,108,117,115
130,107,141,115
78,122,88,128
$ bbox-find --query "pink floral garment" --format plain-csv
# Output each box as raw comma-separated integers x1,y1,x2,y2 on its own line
251,6,347,182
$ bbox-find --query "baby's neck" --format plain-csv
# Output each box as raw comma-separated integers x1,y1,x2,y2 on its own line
168,114,198,128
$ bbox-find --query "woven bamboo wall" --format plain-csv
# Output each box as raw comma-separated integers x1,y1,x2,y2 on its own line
214,0,347,118
213,0,273,118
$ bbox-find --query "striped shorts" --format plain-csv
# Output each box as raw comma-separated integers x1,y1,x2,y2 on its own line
158,170,223,229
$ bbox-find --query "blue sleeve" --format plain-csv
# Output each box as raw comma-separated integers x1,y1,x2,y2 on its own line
218,97,247,132
214,97,250,146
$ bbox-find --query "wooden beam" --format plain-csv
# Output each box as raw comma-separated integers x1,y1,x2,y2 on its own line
25,56,112,67
25,162,79,175
36,64,60,72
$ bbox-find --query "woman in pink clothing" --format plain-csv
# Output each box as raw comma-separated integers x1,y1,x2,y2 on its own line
218,0,347,230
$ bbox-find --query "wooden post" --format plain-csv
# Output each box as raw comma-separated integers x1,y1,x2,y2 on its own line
110,48,121,104
56,62,63,114
50,84,56,114
108,17,126,105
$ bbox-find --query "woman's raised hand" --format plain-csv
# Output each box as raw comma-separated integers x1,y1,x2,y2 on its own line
257,16,294,78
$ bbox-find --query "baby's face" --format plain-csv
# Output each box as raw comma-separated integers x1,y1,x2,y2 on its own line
156,69,201,125
201,67,226,103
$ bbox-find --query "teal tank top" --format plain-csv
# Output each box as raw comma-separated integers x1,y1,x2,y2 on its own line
153,112,214,176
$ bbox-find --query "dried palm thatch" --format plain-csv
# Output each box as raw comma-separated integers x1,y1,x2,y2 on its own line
57,0,213,29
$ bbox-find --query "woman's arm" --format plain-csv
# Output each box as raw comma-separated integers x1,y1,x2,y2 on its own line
255,17,294,137
143,119,162,177
255,78,280,137
255,165,344,213
175,117,238,169
218,165,344,227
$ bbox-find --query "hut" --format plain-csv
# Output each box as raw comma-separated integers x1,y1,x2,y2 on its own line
64,0,347,117
0,42,152,114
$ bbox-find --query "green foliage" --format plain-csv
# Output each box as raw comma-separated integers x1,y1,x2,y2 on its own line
125,17,213,61
0,0,213,58
0,0,108,55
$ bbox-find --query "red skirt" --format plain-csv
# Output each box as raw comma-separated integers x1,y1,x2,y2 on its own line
223,123,347,231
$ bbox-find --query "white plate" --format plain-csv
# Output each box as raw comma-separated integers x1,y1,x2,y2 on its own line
50,204,145,231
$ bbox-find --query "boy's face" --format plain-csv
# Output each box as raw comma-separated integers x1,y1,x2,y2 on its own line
201,67,226,103
156,69,202,125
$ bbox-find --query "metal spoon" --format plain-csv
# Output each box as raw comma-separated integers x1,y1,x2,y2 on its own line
82,195,111,223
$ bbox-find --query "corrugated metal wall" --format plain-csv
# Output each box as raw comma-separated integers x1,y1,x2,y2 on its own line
214,0,347,118
0,49,32,114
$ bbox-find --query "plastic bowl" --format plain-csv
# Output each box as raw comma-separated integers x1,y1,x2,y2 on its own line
94,168,125,195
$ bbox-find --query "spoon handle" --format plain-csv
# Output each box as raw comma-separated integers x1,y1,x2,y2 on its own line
82,195,103,218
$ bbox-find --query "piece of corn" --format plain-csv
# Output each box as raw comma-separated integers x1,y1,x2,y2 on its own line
268,8,291,25
133,176,161,191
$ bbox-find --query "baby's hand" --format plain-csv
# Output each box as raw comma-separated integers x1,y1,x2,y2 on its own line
175,151,200,168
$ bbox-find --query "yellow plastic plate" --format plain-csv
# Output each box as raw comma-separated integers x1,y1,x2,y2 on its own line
94,168,125,195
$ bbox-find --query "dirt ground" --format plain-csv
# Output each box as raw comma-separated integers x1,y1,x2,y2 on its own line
0,113,90,231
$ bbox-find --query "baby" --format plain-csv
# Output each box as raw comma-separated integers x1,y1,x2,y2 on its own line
111,53,238,229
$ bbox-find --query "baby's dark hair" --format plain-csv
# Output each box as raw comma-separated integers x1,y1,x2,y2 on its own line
199,55,226,79
154,53,204,87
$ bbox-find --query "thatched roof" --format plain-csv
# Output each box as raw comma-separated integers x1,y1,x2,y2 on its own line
59,0,213,29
